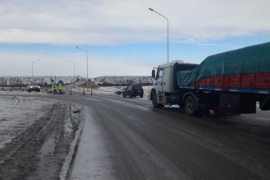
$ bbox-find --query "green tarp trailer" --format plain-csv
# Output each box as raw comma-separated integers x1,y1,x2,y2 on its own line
177,42,270,86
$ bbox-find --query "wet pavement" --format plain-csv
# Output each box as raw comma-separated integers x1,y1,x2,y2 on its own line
1,92,270,179
55,93,270,180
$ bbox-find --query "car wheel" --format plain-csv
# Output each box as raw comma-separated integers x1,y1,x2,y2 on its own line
140,95,143,98
123,93,126,98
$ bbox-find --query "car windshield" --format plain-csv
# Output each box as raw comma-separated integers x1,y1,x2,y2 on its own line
30,83,39,85
134,85,142,89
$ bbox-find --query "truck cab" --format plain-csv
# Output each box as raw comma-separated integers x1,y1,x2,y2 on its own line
150,60,197,108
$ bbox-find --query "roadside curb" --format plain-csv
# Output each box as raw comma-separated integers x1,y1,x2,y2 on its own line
59,106,87,180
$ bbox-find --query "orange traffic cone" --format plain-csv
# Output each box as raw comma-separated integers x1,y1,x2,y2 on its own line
82,88,85,95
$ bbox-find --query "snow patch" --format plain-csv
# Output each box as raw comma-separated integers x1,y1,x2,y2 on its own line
0,96,56,149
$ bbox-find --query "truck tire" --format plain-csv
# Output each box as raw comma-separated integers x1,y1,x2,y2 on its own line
152,91,163,108
184,96,197,115
123,93,126,98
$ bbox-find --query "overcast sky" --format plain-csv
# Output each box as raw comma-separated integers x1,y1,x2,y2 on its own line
0,0,270,77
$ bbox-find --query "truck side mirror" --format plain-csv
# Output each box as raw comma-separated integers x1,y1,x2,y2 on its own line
152,70,155,78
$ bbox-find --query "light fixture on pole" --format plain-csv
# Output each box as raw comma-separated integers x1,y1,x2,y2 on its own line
149,8,169,63
67,59,75,86
76,47,89,91
32,59,40,80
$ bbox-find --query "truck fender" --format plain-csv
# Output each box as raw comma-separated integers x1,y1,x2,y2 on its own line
149,88,163,104
149,88,158,100
182,92,199,110
148,88,157,100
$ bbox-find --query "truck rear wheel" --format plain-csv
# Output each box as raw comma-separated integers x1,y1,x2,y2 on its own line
152,91,163,108
184,96,197,115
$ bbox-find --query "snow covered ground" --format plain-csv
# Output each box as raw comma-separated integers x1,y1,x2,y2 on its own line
0,86,152,95
0,93,85,179
92,76,152,85
0,76,153,86
0,96,56,149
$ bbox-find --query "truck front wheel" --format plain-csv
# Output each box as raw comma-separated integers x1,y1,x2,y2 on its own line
152,91,163,108
184,96,197,115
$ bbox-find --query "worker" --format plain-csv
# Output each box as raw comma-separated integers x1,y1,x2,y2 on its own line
55,83,59,94
52,83,57,94
58,83,63,94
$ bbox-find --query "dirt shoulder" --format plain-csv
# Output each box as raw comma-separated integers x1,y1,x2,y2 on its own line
0,96,84,180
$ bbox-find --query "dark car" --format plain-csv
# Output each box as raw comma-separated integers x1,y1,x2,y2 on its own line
122,84,144,98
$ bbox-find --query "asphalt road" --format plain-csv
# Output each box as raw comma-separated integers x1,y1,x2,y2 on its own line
41,92,270,180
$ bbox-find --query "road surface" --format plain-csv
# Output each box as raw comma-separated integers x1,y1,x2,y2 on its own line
51,92,270,180
0,91,270,180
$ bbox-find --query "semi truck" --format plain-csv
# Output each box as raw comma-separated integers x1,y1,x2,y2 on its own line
149,42,270,115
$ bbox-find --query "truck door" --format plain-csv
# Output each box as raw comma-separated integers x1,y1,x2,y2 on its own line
156,68,164,92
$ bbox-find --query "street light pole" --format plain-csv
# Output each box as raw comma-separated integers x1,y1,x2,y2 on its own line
76,47,89,91
149,8,169,63
32,59,40,80
61,69,68,85
50,66,57,84
67,59,75,86
50,66,58,77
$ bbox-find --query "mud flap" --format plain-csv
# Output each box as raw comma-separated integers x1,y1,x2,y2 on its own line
220,93,256,114
261,95,270,110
